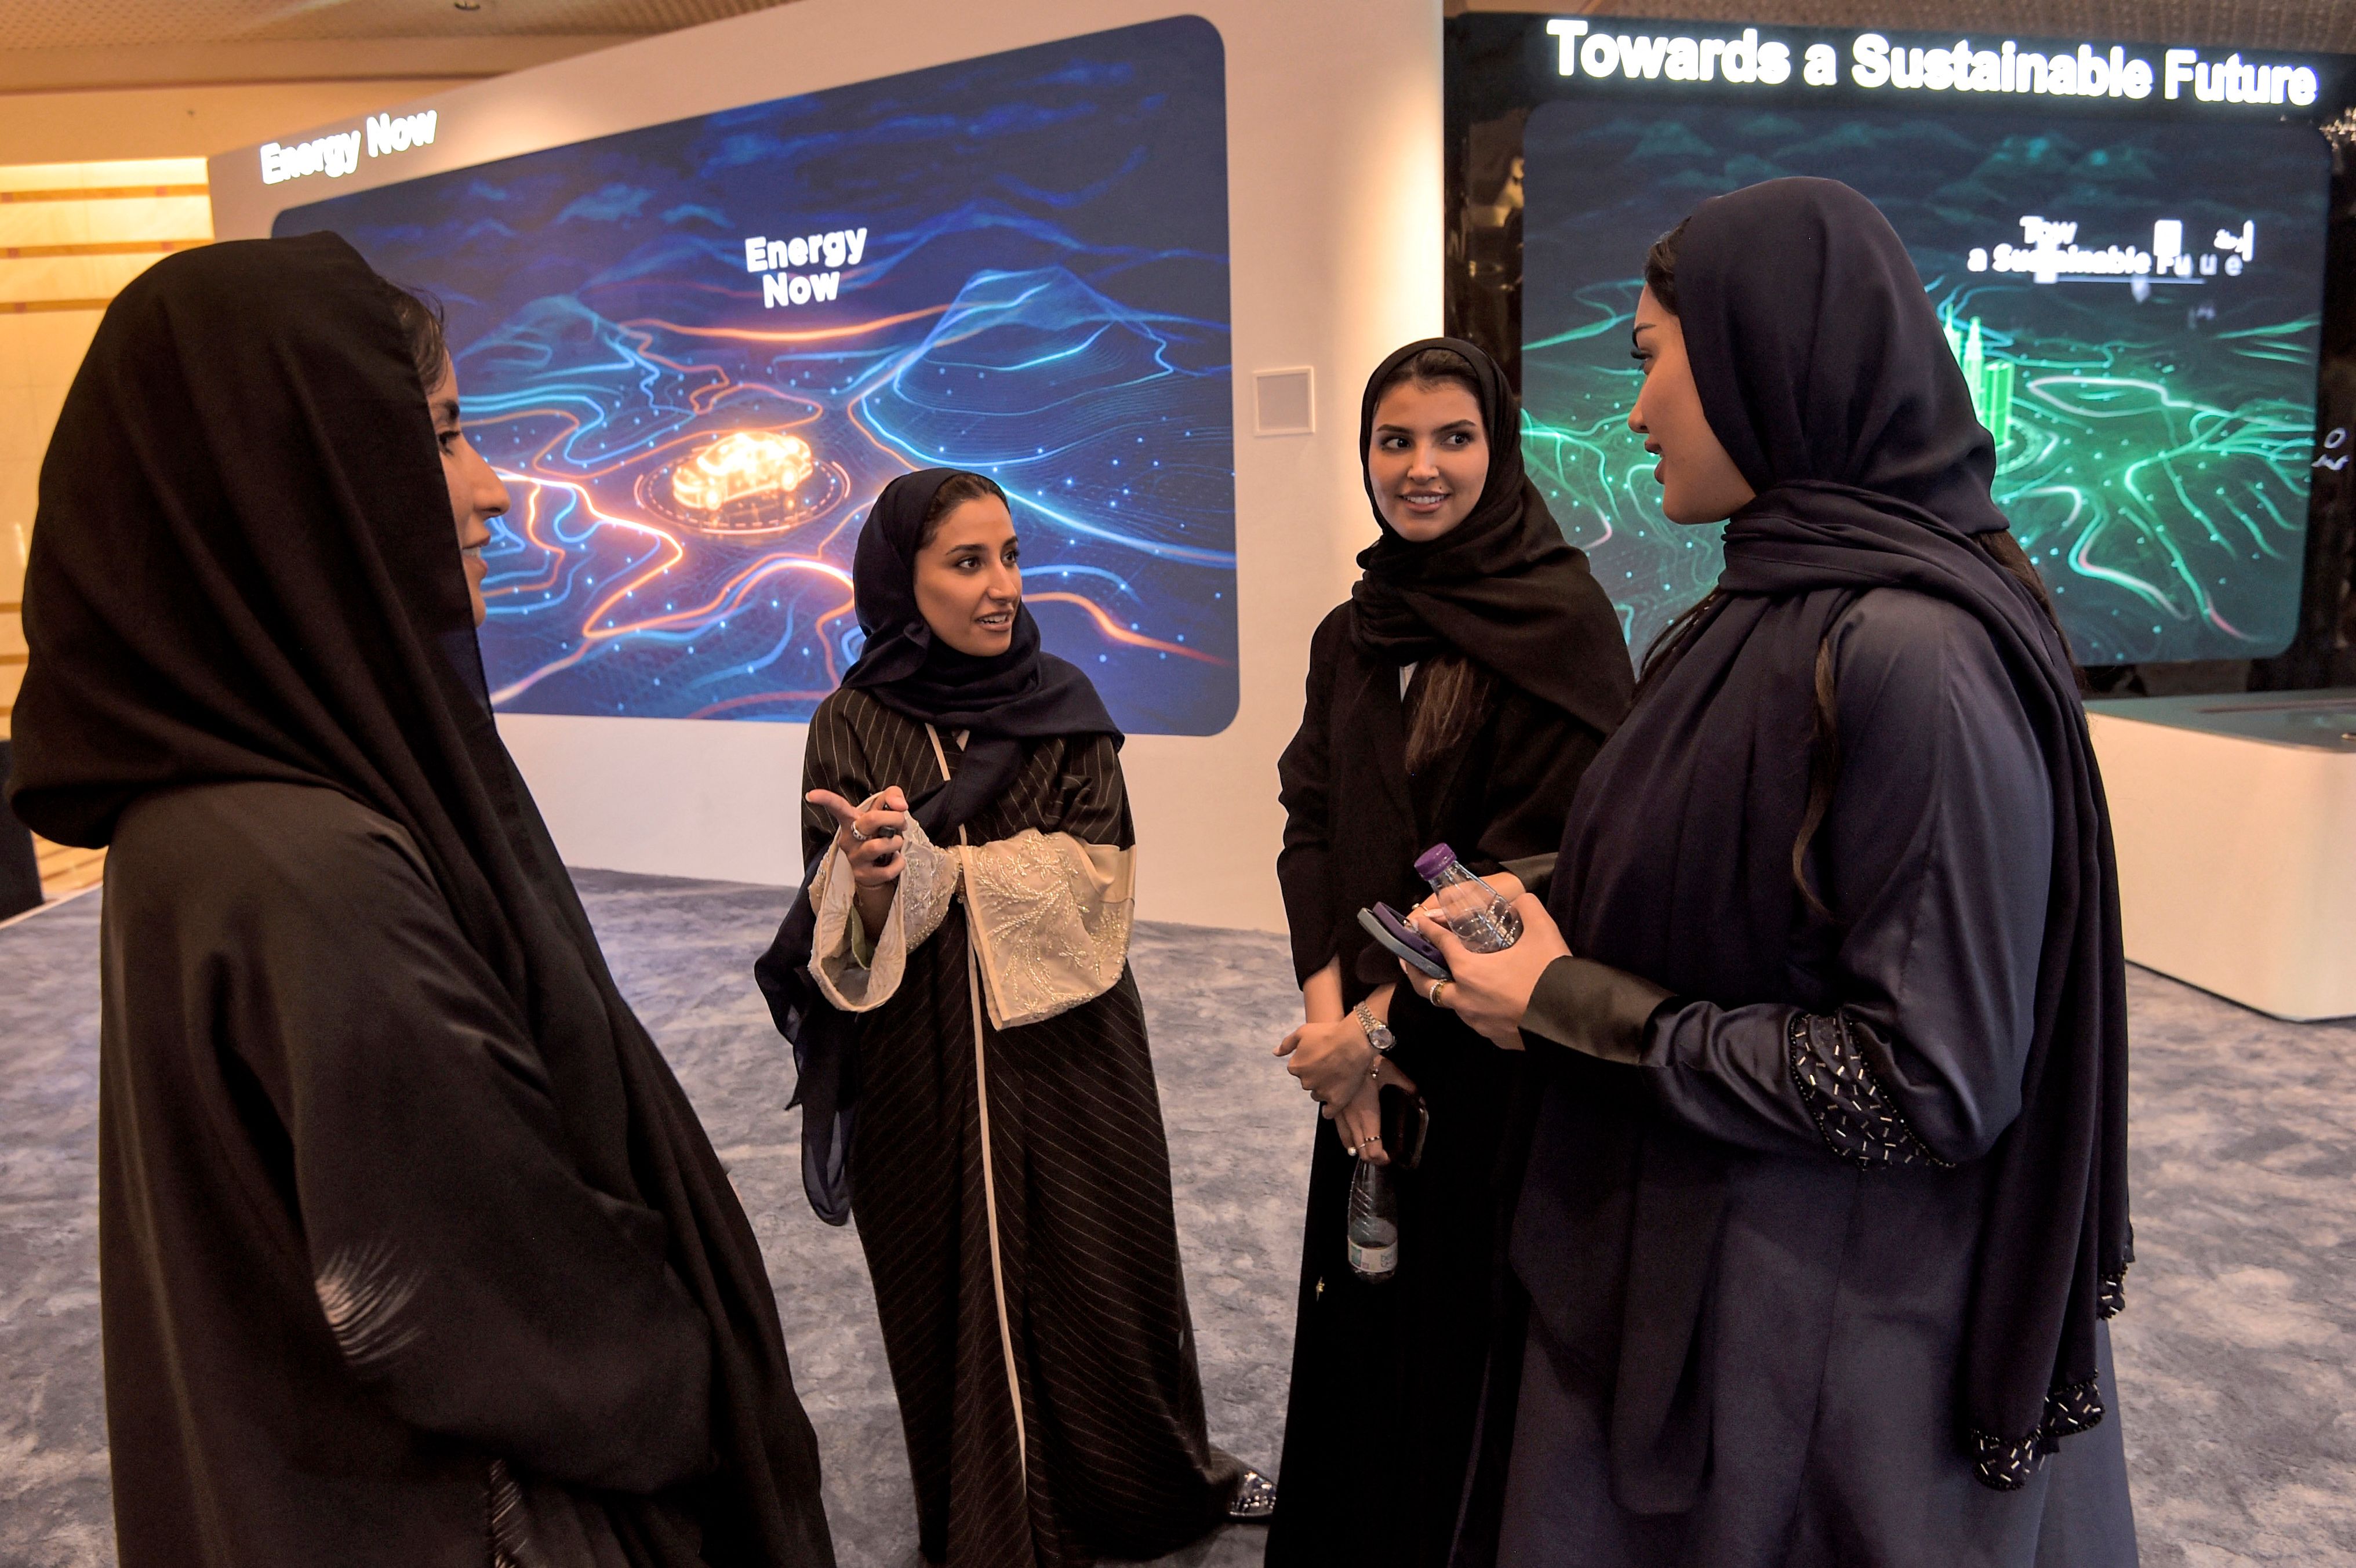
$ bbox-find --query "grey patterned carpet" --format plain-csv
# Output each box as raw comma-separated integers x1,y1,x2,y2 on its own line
2,868,2352,1566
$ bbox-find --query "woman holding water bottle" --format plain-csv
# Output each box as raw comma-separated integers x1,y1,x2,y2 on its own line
1406,181,2136,1566
1266,340,1630,1568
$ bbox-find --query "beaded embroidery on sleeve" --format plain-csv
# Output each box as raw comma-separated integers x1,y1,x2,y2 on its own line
1784,1010,1954,1171
1969,1376,2106,1490
1969,1238,2130,1489
1784,1009,2135,1488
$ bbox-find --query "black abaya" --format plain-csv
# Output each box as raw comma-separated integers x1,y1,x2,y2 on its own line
1270,337,1628,1567
100,782,718,1563
1268,609,1608,1568
10,234,832,1567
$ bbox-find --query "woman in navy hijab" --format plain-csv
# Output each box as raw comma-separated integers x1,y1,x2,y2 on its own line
1408,179,2137,1566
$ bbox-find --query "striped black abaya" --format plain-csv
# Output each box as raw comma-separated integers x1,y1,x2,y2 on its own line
803,686,1241,1567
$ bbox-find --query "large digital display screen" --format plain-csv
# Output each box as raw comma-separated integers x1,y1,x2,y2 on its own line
1521,100,2330,665
278,18,1237,732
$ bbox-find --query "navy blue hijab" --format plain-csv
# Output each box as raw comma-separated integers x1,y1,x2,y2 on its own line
1547,179,2129,1494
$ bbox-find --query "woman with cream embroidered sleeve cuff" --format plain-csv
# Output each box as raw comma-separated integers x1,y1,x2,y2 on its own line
755,468,1267,1567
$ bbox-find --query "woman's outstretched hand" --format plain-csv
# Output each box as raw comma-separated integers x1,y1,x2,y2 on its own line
806,786,911,887
1404,894,1569,1050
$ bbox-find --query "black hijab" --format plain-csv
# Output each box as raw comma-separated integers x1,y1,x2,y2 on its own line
9,233,835,1565
1551,179,2129,1492
1350,338,1631,735
756,467,1120,1224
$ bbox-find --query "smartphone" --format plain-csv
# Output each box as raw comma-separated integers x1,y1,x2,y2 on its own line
1358,903,1449,981
1380,1085,1430,1172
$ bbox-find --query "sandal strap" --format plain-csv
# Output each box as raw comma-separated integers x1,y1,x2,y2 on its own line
1227,1468,1278,1520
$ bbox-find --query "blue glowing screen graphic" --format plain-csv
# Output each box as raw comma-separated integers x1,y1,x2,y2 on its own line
278,17,1237,730
1522,101,2330,665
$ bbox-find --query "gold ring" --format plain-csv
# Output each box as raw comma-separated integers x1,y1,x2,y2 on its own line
1432,980,1450,1007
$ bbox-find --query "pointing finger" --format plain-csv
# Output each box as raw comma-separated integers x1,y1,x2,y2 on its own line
805,788,860,830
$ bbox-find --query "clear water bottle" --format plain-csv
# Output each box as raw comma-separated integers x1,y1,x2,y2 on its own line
1413,842,1522,952
1346,1155,1398,1283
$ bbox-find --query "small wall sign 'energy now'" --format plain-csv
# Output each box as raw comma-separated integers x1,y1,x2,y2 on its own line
1541,19,2326,111
260,109,440,186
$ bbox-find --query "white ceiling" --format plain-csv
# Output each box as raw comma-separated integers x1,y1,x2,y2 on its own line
0,0,797,49
5,1,2349,60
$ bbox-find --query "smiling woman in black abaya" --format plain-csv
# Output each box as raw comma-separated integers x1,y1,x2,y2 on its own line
8,234,835,1568
1402,180,2139,1566
1266,339,1630,1568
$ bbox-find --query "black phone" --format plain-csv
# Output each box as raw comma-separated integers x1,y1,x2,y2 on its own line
1380,1084,1430,1172
1358,903,1449,980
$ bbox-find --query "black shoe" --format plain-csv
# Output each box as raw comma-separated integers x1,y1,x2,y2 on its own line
1226,1468,1277,1522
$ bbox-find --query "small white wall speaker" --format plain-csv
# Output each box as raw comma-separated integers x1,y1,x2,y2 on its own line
1253,366,1315,436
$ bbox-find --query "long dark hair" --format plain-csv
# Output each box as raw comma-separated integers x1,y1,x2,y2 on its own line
1637,220,2076,917
379,279,448,392
1369,345,1501,773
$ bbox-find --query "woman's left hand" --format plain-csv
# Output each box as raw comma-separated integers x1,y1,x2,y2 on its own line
1331,1058,1417,1165
1277,1018,1377,1109
1404,894,1570,1049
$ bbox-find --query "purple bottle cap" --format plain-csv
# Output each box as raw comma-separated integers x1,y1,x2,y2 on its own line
1413,843,1458,881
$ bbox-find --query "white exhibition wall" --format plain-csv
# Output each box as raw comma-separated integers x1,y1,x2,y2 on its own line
210,0,1443,932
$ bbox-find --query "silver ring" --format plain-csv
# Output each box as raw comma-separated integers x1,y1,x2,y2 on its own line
1364,1132,1381,1143
849,824,870,843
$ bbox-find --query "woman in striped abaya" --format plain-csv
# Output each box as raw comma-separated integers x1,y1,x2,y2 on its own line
757,468,1266,1567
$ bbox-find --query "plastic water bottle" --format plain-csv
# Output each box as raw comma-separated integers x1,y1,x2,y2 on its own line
1413,843,1522,952
1346,1156,1398,1283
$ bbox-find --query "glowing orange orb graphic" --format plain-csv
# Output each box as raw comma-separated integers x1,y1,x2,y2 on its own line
670,430,816,514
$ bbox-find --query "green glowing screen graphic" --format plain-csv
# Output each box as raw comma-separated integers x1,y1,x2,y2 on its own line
1522,103,2330,664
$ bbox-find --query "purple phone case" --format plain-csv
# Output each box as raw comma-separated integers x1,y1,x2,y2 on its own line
1360,902,1449,979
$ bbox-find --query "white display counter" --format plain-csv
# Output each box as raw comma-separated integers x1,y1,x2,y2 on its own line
2086,689,2356,1021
